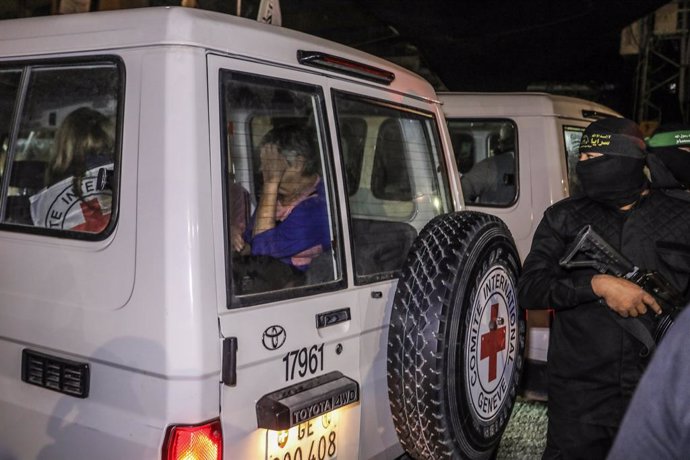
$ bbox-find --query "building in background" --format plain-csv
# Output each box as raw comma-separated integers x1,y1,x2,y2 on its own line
623,0,690,128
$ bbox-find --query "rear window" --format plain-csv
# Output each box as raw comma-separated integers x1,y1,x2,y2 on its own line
0,60,122,238
334,92,451,283
219,70,342,306
563,125,584,196
448,119,518,207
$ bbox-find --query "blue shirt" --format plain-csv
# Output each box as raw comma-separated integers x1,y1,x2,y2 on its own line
245,179,331,271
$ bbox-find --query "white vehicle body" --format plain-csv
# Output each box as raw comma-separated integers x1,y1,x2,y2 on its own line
0,7,478,460
441,92,621,260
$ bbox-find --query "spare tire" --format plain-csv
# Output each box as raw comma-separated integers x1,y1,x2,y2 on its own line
387,211,525,459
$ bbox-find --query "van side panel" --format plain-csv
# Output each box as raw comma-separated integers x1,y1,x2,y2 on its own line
135,47,220,381
0,341,162,459
0,47,221,457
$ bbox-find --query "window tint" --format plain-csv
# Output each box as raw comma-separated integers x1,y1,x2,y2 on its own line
220,71,340,304
563,126,584,196
448,119,518,207
372,119,412,201
334,92,450,283
0,62,121,236
339,117,366,196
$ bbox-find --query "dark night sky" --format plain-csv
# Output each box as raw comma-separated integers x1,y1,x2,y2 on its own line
7,0,671,118
352,1,666,84
281,0,671,118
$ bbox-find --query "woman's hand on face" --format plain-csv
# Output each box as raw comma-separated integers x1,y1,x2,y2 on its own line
260,143,288,184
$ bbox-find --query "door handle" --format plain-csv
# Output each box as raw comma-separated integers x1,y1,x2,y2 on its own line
316,308,351,329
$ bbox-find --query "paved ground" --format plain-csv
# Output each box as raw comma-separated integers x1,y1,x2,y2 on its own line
396,397,548,459
496,398,548,459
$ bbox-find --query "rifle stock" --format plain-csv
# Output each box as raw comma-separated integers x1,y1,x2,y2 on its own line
560,225,637,277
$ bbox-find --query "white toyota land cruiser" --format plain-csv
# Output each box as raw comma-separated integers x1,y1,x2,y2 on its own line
0,8,524,460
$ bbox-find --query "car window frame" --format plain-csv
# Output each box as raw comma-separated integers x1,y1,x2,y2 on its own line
218,69,346,309
0,55,125,241
447,117,520,209
333,89,452,285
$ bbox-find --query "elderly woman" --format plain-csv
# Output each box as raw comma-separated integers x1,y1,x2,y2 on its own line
238,124,330,273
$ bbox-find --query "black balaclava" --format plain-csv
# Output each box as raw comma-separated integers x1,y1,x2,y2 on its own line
646,126,690,188
576,118,648,209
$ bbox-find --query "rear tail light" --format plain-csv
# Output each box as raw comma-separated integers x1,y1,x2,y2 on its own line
162,418,223,460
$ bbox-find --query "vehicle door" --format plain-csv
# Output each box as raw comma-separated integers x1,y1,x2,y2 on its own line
327,83,455,458
208,55,362,460
523,119,595,392
528,116,595,231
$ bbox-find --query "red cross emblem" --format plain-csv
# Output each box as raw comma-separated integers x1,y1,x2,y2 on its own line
480,303,506,382
73,198,110,233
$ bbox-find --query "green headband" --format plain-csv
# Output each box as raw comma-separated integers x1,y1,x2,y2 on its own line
646,130,690,148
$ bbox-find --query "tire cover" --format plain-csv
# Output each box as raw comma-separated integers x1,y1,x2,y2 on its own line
387,211,525,459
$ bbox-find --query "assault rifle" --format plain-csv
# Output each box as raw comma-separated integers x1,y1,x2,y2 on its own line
559,225,685,349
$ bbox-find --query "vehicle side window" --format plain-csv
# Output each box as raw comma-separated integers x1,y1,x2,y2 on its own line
448,119,518,207
334,92,450,283
220,71,341,305
563,125,585,196
0,62,121,236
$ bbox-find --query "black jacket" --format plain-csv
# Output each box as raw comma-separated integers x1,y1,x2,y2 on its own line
518,190,690,426
647,152,690,202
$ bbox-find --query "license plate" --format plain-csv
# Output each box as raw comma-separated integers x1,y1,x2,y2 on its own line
266,412,339,460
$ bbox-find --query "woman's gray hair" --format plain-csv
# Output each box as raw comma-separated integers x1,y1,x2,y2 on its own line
260,124,320,176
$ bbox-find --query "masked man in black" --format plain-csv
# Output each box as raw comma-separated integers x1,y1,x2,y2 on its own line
646,124,690,201
518,118,690,459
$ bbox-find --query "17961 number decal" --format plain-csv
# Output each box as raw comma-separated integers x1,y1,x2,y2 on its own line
283,344,324,381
